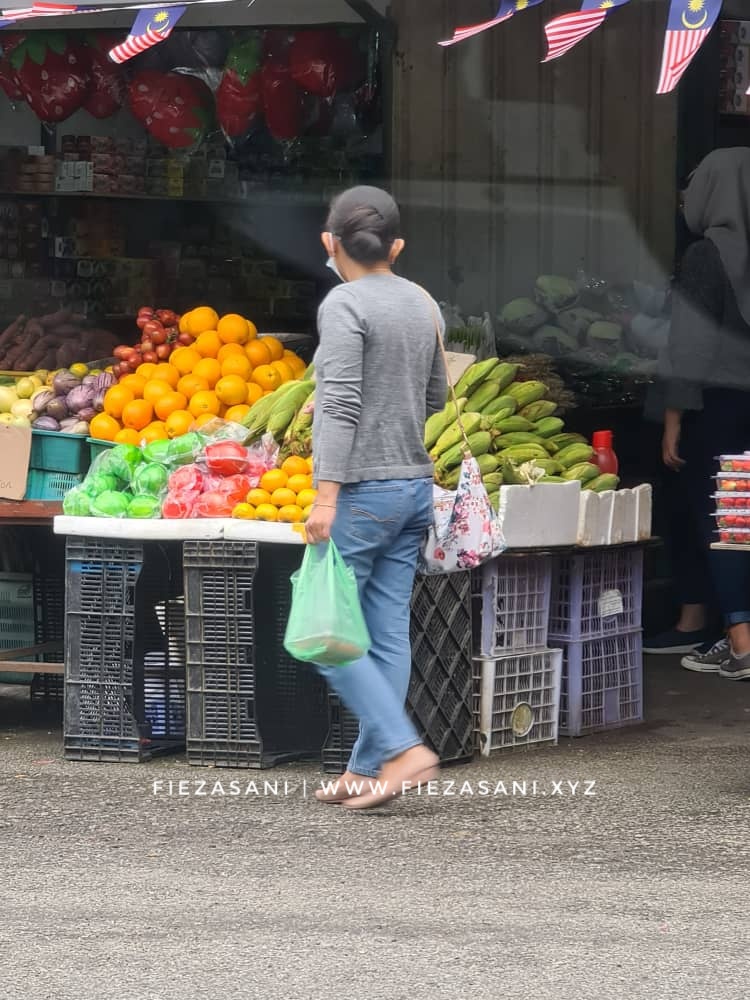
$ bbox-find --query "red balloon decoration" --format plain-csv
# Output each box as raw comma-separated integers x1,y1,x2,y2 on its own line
128,70,214,149
9,32,90,123
83,34,126,120
261,60,302,140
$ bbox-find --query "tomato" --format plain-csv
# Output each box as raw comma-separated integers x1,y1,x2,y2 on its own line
204,440,249,477
193,491,235,518
177,332,195,346
169,464,204,493
157,309,178,327
114,344,133,360
155,344,172,360
118,361,133,375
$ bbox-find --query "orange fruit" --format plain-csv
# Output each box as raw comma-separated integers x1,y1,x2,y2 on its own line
103,384,134,419
142,379,173,405
170,347,202,376
296,488,317,509
165,409,194,439
247,488,272,508
246,383,263,405
154,363,179,389
221,354,253,381
114,427,141,446
271,487,297,509
154,390,188,422
245,339,272,367
136,362,158,380
187,306,219,337
218,313,250,345
252,364,281,393
260,469,288,494
305,456,314,473
246,320,258,342
178,311,192,335
232,503,256,520
255,503,279,522
121,398,153,431
287,473,313,495
193,357,222,388
217,343,246,365
302,504,314,521
141,421,168,444
192,413,217,429
282,456,310,477
177,374,209,399
189,390,220,418
278,505,304,524
120,373,147,397
262,336,284,362
284,350,307,376
215,374,248,406
271,360,294,384
90,412,121,442
224,403,251,424
194,331,221,359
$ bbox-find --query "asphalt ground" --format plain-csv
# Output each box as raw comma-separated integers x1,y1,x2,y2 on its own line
1,655,749,1000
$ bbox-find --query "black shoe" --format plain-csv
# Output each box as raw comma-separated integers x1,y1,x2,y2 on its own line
643,628,712,655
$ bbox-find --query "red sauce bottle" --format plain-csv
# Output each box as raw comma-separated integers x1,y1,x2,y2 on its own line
592,430,619,475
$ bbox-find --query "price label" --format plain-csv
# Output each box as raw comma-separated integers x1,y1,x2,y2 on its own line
598,589,624,619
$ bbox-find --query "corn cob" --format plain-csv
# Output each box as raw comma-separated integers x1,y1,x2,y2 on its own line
465,380,500,413
584,473,620,492
490,415,534,434
266,382,316,441
424,397,467,450
530,458,563,476
540,476,567,484
549,432,588,450
453,358,500,399
535,417,565,439
487,491,500,512
492,362,520,392
483,472,504,489
482,395,518,417
505,380,548,406
435,466,461,490
476,454,499,475
493,432,548,449
501,457,523,485
562,462,600,483
243,387,289,438
431,411,483,459
556,443,595,469
303,362,315,381
519,400,557,422
435,431,493,472
498,444,549,463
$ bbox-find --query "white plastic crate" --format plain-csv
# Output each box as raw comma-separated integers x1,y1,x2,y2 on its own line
471,556,552,656
552,630,643,737
548,547,643,642
473,649,562,756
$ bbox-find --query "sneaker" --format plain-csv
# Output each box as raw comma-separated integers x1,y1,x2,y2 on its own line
719,650,750,681
643,628,713,655
681,638,729,673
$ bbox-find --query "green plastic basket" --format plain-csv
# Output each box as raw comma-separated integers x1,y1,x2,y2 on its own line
30,429,90,475
87,437,115,463
25,469,83,500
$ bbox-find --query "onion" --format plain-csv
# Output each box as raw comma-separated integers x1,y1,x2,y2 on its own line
71,421,90,436
33,389,56,415
94,372,116,392
46,397,69,422
77,406,96,422
67,385,95,414
33,416,60,431
82,374,99,389
53,371,81,396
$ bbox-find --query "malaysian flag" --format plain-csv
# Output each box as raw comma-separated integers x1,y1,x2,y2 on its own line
656,0,721,94
108,4,185,63
439,0,545,47
0,1,78,23
543,0,629,63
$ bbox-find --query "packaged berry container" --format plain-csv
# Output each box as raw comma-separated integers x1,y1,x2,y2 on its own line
718,455,750,473
714,511,750,528
717,527,750,544
714,472,750,491
713,492,750,509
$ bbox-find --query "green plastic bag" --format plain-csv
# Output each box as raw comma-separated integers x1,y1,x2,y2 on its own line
284,540,371,666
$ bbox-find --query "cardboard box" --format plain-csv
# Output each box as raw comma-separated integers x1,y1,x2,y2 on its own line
0,425,31,500
497,481,580,549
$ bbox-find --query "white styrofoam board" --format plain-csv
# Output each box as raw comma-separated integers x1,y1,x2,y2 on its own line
222,521,305,545
54,516,227,540
498,481,580,549
635,483,653,541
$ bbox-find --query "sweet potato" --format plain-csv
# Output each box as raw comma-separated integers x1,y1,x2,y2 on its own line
0,315,25,353
24,335,59,371
39,309,72,331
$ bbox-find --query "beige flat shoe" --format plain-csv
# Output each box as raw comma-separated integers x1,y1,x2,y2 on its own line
342,747,440,811
314,771,373,804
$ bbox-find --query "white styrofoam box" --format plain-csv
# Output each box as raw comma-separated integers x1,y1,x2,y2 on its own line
53,516,226,540
223,520,304,545
577,490,607,547
635,483,653,541
497,481,580,548
610,489,637,544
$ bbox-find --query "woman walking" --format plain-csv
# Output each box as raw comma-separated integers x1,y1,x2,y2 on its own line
304,186,447,809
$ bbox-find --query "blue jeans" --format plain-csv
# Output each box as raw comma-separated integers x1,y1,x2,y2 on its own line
317,478,433,778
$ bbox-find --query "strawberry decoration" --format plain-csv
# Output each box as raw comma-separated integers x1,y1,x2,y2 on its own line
261,60,302,141
9,31,90,123
82,34,126,119
216,33,263,140
0,33,26,102
128,71,214,149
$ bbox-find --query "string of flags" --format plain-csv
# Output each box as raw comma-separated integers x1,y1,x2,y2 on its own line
439,0,727,95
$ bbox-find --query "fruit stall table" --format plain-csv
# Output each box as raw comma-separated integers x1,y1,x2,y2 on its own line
0,500,64,677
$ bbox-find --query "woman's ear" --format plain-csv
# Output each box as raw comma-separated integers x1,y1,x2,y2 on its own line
321,232,336,257
389,238,405,263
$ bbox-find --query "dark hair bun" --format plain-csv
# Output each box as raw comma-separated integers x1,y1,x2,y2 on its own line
327,186,401,265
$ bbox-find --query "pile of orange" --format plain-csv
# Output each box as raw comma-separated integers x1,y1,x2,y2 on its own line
232,457,316,523
93,308,307,444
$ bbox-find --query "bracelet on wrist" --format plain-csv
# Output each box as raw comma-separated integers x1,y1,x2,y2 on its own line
314,502,337,508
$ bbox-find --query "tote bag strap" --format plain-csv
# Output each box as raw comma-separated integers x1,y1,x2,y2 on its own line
411,282,473,454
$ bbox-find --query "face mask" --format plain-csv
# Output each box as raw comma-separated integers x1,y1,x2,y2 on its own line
326,255,345,282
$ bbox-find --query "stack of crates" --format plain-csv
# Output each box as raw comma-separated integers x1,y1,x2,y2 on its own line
548,546,644,736
471,556,562,756
26,429,89,500
322,572,475,772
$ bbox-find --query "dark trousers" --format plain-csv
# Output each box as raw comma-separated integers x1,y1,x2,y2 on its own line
679,389,750,626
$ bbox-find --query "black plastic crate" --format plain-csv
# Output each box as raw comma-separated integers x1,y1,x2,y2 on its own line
31,532,66,702
64,538,186,762
322,572,475,772
184,541,329,769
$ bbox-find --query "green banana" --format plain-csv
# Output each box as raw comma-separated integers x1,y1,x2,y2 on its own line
453,358,500,399
585,473,620,492
465,380,501,413
482,395,518,417
431,412,483,459
535,417,565,439
562,462,600,483
436,431,493,472
556,443,595,469
520,400,557,422
424,397,467,450
505,380,548,406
